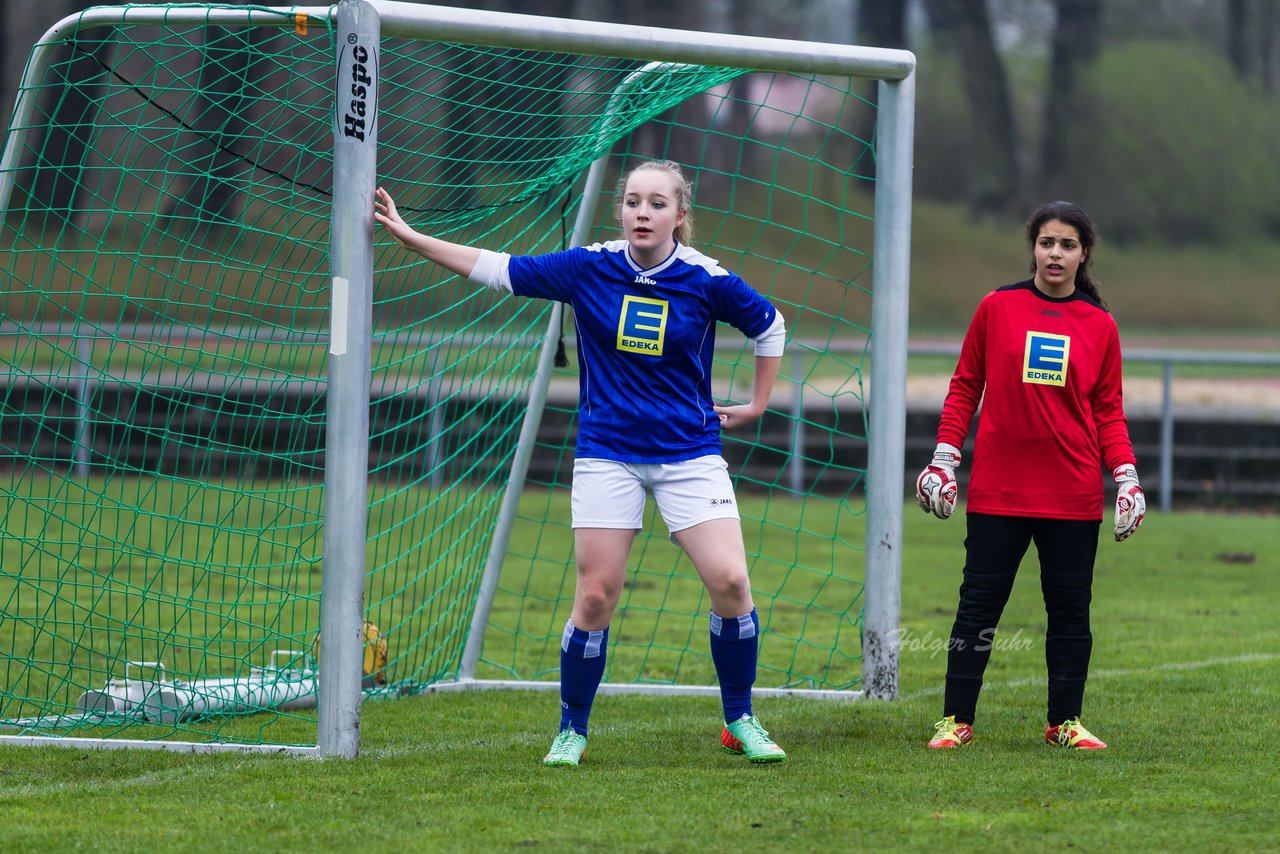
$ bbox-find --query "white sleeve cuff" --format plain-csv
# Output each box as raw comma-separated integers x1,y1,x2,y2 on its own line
752,311,786,357
468,248,513,293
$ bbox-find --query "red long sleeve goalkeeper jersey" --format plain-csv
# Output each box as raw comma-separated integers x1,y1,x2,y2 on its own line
937,280,1136,520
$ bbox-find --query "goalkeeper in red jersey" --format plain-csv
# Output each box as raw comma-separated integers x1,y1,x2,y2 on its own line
916,201,1145,751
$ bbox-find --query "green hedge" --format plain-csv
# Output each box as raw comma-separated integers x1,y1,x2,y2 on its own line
912,41,1280,247
1066,42,1280,245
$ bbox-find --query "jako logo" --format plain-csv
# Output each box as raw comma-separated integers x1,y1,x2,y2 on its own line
341,39,376,142
633,275,657,286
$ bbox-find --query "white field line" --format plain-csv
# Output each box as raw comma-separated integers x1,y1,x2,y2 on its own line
900,651,1280,702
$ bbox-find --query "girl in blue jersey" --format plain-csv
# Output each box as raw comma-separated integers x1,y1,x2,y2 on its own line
376,160,787,767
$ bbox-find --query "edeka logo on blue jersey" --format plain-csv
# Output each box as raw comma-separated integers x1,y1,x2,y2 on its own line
1023,331,1070,386
617,295,668,356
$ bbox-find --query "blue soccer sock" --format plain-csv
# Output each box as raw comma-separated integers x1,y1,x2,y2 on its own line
559,618,608,736
710,607,759,724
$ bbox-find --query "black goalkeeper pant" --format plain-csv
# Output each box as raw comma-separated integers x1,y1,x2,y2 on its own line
942,513,1101,727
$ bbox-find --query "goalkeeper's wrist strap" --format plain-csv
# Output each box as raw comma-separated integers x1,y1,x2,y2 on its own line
933,443,961,468
1113,463,1139,483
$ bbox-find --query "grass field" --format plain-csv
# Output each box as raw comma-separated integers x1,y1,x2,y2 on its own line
1,505,1276,851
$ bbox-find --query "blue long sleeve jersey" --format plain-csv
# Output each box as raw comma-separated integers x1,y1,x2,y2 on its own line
471,239,784,464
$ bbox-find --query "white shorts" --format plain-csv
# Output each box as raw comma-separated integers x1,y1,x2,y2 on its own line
571,455,740,534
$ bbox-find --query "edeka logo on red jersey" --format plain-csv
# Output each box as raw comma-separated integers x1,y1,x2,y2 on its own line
616,295,668,356
1023,331,1070,386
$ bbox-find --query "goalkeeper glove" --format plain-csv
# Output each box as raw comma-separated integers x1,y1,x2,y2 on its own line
915,443,961,520
1112,464,1146,542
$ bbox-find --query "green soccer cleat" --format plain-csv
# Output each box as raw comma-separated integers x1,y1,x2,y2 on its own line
1046,717,1107,750
543,728,587,767
721,714,787,763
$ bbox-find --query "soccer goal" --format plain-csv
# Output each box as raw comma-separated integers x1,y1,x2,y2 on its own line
0,1,915,756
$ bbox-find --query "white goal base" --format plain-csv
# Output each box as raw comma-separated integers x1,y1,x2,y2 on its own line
427,679,863,702
0,735,317,755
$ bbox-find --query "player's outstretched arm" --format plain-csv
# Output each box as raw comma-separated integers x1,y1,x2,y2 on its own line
715,354,780,430
374,187,481,278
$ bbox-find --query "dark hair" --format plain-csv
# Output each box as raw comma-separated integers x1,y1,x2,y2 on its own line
1025,200,1105,307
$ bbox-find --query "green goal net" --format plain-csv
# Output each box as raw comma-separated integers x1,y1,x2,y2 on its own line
0,2,913,752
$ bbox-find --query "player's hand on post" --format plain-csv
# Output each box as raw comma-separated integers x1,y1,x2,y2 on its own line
373,187,420,251
915,443,961,520
1112,463,1146,542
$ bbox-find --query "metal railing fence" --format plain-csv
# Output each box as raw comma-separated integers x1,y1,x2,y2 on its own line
3,322,1277,513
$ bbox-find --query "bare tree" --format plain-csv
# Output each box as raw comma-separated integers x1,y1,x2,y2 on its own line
606,0,710,169
1040,0,1102,200
1226,0,1280,92
0,6,7,137
1228,0,1252,77
922,0,1022,215
22,9,112,234
1263,0,1279,93
429,0,578,213
852,0,908,180
856,0,909,51
161,25,275,235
